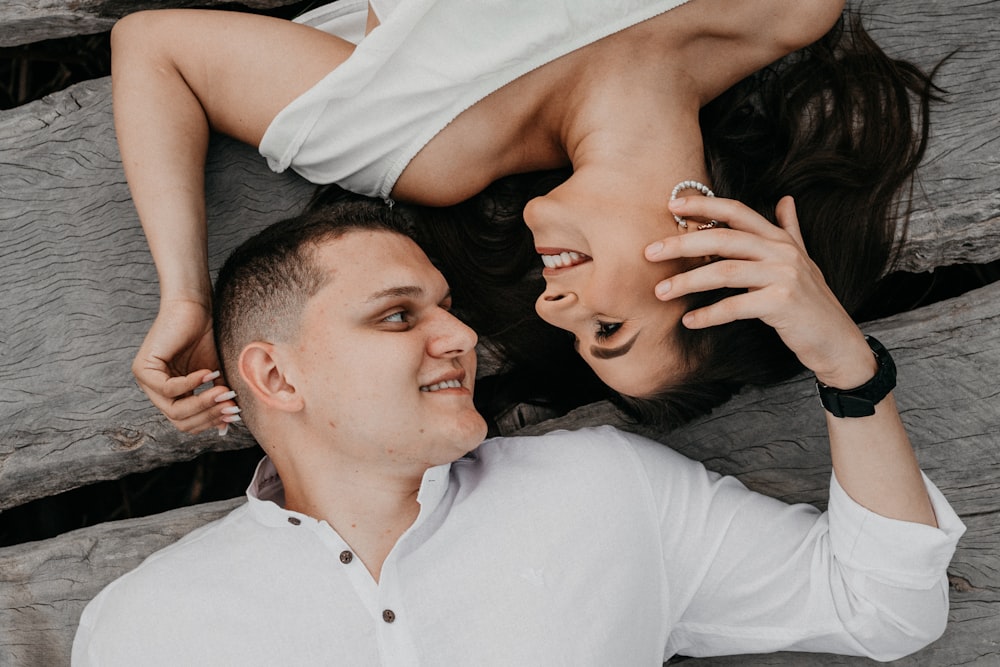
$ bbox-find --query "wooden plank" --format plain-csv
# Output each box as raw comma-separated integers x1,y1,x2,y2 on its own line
861,1,1000,272
0,0,303,47
0,498,241,667
0,0,997,509
0,78,314,511
1,280,997,666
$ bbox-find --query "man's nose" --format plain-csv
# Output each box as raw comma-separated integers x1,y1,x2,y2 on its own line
427,310,478,357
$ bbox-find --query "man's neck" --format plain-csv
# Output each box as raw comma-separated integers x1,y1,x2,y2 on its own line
278,454,426,582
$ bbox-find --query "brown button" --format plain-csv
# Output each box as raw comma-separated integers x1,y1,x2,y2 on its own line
382,609,396,623
287,517,301,526
339,550,354,564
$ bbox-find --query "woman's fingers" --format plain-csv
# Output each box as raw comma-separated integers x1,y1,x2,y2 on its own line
774,195,805,249
680,288,781,330
135,364,238,434
669,195,784,238
157,367,220,401
655,257,801,302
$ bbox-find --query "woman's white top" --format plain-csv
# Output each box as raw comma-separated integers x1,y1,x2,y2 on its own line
259,0,691,200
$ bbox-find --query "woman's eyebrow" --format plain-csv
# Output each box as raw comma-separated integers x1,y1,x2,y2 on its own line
590,331,640,360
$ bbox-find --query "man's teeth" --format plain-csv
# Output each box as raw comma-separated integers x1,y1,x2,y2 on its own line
541,251,584,269
421,379,462,392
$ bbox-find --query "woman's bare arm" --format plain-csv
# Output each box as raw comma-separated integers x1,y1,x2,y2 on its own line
111,9,355,431
671,0,846,104
649,196,936,527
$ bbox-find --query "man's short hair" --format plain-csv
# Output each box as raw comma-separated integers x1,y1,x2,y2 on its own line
213,196,416,427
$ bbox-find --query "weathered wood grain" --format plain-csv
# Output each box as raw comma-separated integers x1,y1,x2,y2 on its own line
862,1,1000,273
0,498,241,667
1,280,997,666
0,0,302,47
0,78,314,511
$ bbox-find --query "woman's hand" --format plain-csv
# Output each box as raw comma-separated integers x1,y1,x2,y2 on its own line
645,195,876,388
132,299,239,435
647,195,937,527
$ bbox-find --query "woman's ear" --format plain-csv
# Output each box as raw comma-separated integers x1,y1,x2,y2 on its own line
238,342,304,413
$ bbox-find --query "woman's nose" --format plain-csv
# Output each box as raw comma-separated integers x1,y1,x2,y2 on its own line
534,284,579,325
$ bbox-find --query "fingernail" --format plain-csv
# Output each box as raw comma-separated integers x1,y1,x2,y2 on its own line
646,241,664,256
214,390,237,403
221,406,241,415
670,197,686,207
218,424,229,437
222,414,242,424
655,280,672,298
202,370,221,383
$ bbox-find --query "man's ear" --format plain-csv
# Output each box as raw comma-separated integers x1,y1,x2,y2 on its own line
238,342,304,413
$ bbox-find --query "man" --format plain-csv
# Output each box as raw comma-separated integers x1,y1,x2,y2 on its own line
73,199,963,665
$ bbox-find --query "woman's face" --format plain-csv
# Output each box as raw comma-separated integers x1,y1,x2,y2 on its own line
524,179,701,398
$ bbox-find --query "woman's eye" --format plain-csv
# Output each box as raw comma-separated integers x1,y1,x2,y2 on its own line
595,320,623,342
384,311,408,325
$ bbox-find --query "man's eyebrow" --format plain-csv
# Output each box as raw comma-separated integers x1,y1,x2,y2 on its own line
366,285,424,303
366,286,452,303
589,331,640,360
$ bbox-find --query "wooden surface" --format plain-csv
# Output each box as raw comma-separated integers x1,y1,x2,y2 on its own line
0,0,998,665
2,279,997,666
0,0,302,47
0,78,313,511
863,1,1000,273
0,498,242,666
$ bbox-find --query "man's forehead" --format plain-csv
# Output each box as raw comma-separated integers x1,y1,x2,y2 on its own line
310,230,444,292
310,229,401,269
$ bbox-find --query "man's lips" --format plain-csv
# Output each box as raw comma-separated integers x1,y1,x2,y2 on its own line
420,370,467,393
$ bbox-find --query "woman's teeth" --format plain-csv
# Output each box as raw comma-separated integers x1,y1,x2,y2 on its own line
421,379,462,392
541,251,585,269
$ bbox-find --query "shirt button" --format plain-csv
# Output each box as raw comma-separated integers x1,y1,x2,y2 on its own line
382,609,396,623
287,517,301,526
339,550,354,564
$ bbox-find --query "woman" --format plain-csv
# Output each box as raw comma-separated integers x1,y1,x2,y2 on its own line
111,0,934,433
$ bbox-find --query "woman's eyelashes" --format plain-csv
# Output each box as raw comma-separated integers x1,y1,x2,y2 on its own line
594,320,623,342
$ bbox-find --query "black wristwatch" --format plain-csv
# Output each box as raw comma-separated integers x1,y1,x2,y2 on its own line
816,335,897,418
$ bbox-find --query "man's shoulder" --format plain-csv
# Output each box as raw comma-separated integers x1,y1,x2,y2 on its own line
483,423,666,454
81,503,256,615
476,424,712,486
479,424,695,470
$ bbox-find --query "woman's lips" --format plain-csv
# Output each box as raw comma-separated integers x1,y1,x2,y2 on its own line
537,249,591,270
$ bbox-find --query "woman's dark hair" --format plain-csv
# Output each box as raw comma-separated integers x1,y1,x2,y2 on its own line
614,12,944,428
313,12,944,431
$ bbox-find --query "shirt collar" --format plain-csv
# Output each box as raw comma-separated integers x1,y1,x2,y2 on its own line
243,454,475,526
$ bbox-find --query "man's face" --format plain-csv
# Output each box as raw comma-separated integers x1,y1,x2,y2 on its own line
282,230,487,472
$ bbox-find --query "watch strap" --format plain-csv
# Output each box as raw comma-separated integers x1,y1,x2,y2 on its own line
817,335,897,418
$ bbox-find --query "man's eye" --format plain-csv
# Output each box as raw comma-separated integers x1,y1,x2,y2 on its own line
595,320,622,342
384,311,408,324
